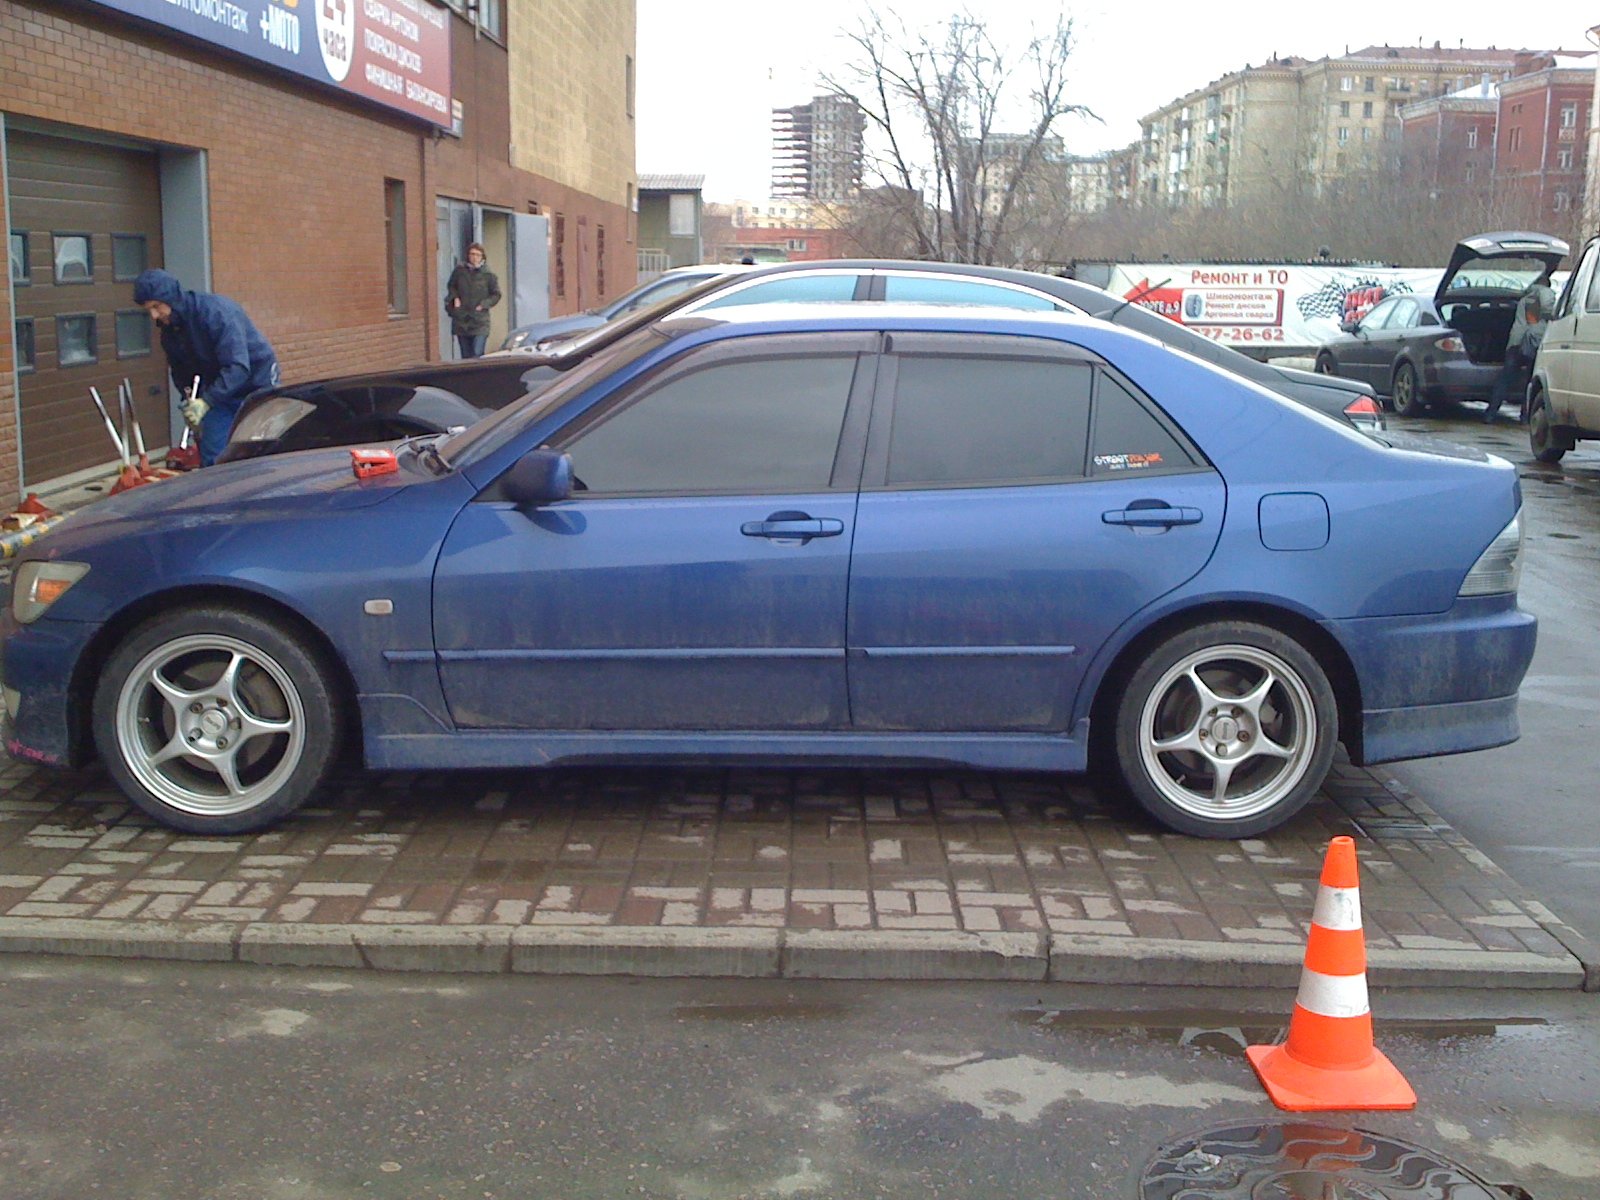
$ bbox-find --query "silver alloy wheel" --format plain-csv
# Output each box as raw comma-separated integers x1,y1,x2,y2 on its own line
113,633,307,818
1136,643,1318,823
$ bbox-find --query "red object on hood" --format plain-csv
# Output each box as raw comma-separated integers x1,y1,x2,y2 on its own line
350,448,399,479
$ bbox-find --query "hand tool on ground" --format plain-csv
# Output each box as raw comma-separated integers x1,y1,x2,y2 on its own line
88,387,128,465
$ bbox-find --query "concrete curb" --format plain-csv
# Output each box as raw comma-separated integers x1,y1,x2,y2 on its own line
0,916,1584,988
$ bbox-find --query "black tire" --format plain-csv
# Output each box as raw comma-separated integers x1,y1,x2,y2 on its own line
1111,621,1338,838
1389,361,1424,416
1529,390,1569,465
1314,353,1336,376
92,606,343,834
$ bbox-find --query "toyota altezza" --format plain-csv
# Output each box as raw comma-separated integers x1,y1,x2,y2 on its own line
3,305,1535,838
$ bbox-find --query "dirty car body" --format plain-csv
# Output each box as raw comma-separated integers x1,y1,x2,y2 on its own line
3,305,1534,839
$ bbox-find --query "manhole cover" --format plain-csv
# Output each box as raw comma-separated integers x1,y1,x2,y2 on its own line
1140,1123,1512,1199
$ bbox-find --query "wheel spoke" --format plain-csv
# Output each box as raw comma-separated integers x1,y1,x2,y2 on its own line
1183,666,1229,713
214,651,246,708
235,709,294,747
1209,756,1237,804
213,748,246,797
147,731,196,768
1232,671,1277,724
1152,725,1205,755
148,667,204,717
1250,731,1297,760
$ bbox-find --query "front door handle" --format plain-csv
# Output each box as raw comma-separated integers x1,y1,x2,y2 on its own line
741,511,845,541
1102,501,1203,528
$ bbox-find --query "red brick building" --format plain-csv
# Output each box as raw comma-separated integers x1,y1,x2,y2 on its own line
2,0,635,501
1495,59,1592,224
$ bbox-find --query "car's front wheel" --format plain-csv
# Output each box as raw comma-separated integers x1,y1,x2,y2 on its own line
1390,362,1424,416
1529,389,1570,464
1112,622,1338,838
92,607,342,834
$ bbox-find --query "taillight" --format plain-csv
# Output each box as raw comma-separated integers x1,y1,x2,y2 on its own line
1341,395,1385,431
1435,335,1465,352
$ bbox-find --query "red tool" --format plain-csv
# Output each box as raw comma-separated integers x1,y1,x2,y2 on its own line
350,447,399,479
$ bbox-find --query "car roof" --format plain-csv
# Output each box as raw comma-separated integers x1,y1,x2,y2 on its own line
655,299,1116,343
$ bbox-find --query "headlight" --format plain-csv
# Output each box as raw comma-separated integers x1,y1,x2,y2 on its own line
1458,512,1523,597
12,561,90,623
503,329,530,350
229,396,317,444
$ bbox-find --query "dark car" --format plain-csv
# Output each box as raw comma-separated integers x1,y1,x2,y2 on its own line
1314,231,1569,416
5,304,1532,841
223,261,1387,461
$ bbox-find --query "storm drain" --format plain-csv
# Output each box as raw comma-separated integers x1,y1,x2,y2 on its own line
1139,1123,1524,1199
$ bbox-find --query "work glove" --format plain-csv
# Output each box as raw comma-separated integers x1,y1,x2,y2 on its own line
181,395,210,429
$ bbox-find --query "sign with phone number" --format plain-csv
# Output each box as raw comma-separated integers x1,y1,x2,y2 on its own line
85,0,453,127
1105,263,1448,354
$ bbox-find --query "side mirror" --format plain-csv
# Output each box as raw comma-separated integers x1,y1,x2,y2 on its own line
502,447,573,507
1339,319,1359,334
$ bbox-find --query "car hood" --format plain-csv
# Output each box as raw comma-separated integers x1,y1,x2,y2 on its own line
38,449,409,549
1435,231,1569,305
508,312,607,347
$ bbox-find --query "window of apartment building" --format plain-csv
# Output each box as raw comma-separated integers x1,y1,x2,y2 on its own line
1338,101,1350,117
14,318,34,373
1555,192,1572,212
1337,127,1349,145
1466,127,1479,149
1561,102,1580,128
1361,127,1372,142
8,231,27,285
1508,127,1522,152
443,0,501,39
553,214,566,299
1362,101,1373,119
1558,148,1575,170
1465,162,1476,182
384,180,407,315
1339,76,1353,91
1363,76,1375,93
597,225,606,296
786,238,807,252
626,55,635,119
668,194,695,237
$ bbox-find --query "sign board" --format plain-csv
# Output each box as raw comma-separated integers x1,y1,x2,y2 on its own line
1102,263,1458,354
86,0,452,127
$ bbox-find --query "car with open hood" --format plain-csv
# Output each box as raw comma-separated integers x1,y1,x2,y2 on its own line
1314,231,1569,416
4,303,1532,841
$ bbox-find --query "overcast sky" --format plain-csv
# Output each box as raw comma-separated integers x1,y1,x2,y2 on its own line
636,1,1596,202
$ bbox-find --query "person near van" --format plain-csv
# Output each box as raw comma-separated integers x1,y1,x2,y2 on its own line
445,243,502,359
1484,276,1558,424
132,268,280,467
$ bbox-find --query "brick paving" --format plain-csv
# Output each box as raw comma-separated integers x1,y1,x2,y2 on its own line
0,753,1584,976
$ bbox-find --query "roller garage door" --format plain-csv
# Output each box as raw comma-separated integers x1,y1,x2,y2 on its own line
9,130,168,485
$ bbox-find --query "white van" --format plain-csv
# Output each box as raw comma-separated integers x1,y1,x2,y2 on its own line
1528,232,1600,463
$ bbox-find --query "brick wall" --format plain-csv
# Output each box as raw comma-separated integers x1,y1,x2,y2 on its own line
0,137,17,503
0,0,633,500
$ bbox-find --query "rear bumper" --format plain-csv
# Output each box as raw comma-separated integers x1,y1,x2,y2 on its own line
1421,358,1500,402
1324,595,1535,765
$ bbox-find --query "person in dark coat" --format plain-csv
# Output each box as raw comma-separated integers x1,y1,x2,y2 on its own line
132,269,280,467
445,243,501,358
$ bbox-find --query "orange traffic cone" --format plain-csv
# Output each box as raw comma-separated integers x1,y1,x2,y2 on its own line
1246,835,1416,1111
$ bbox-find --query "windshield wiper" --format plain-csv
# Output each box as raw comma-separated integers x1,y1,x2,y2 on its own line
397,432,452,475
1100,277,1173,321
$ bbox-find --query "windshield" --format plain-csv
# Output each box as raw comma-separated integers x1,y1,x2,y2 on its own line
439,324,678,470
525,273,747,368
1446,257,1553,293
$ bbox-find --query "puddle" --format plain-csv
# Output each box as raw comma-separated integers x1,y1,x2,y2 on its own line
672,1003,850,1022
1014,1010,1549,1058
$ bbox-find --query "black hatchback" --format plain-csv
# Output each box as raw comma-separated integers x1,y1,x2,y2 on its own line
1314,231,1568,417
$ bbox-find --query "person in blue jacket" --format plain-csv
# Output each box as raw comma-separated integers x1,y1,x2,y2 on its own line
132,269,280,466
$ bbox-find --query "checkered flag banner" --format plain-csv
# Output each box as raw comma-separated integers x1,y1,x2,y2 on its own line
1296,276,1415,321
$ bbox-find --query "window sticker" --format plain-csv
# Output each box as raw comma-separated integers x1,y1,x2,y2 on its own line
1093,452,1164,471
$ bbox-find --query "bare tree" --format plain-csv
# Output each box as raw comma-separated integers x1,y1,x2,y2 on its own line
823,7,1093,265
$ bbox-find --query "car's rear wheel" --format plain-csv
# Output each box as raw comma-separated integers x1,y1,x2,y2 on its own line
1389,361,1424,416
93,607,342,834
1529,389,1570,464
1112,622,1338,838
1314,353,1336,376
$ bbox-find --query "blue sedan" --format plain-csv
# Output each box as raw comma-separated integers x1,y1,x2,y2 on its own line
3,305,1535,838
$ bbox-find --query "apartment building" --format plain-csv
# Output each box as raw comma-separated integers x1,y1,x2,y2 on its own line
771,94,865,202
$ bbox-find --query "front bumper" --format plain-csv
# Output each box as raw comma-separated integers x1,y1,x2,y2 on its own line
1,611,98,768
1324,595,1536,765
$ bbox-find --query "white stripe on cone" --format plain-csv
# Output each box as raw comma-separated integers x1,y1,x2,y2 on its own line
1295,966,1371,1019
1311,885,1362,932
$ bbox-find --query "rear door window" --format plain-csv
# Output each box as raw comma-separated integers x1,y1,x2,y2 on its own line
1090,372,1203,478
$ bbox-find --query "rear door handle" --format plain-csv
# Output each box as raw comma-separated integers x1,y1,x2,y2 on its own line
1102,502,1203,528
741,511,845,540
